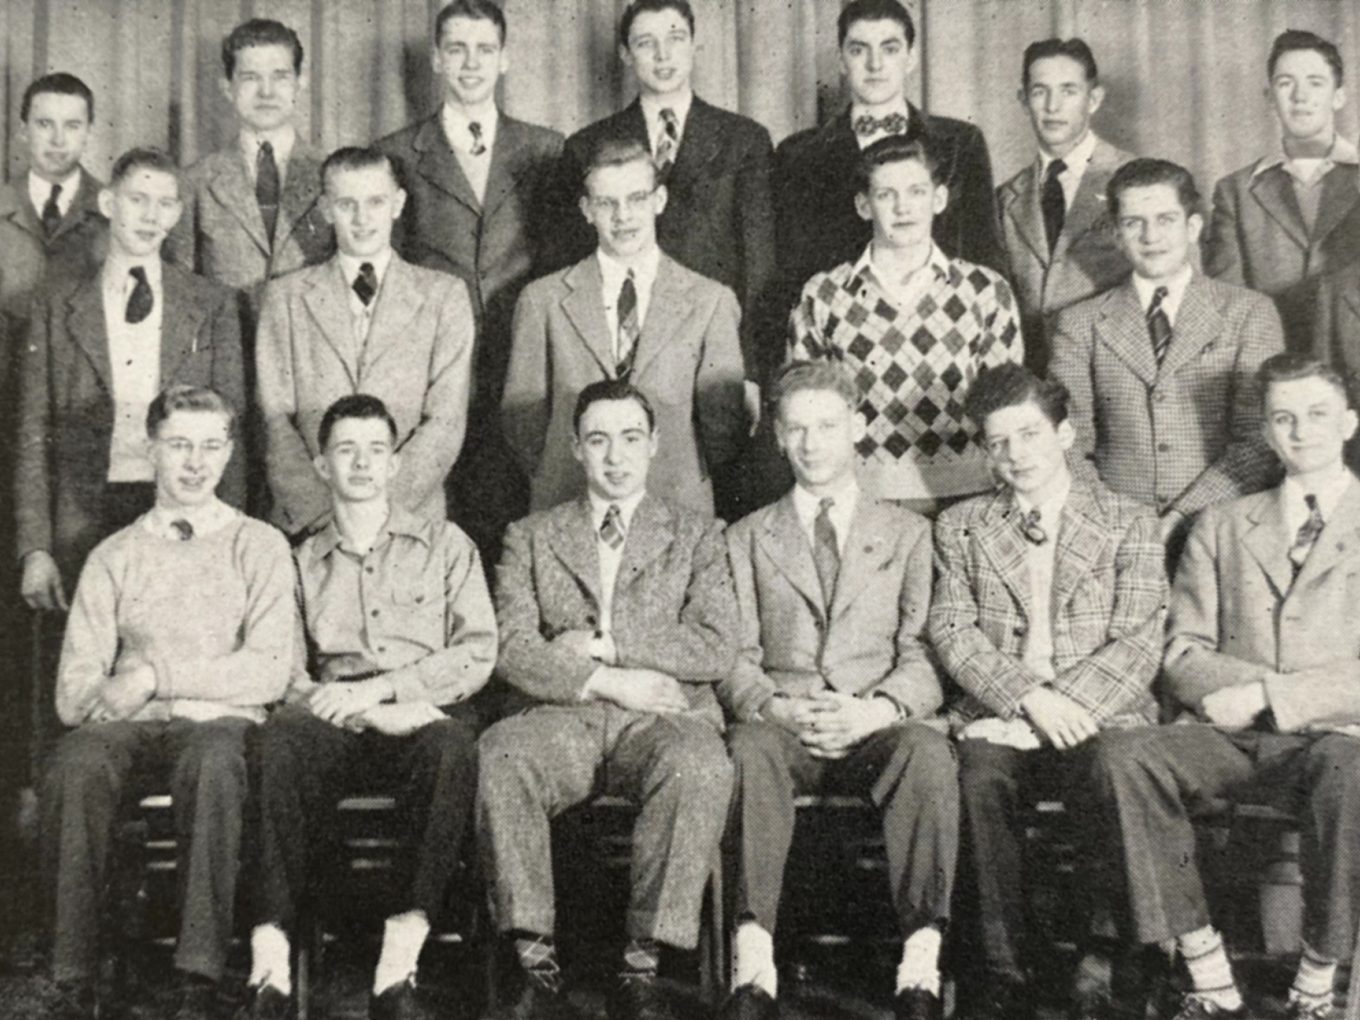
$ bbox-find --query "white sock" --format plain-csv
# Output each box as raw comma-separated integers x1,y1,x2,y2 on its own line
373,910,430,995
732,921,777,998
896,926,942,996
249,923,292,995
1176,926,1241,1010
1291,943,1337,1004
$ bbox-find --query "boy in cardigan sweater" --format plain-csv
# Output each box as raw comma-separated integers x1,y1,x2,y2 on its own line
790,133,1023,516
40,385,294,1020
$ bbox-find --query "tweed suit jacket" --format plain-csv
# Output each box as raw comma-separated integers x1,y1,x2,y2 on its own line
1313,268,1360,471
997,137,1134,375
255,252,473,535
14,261,246,585
167,142,333,311
929,479,1165,729
555,97,776,377
501,252,746,516
1165,478,1360,733
1205,161,1360,349
1048,273,1284,517
494,493,738,725
719,491,941,724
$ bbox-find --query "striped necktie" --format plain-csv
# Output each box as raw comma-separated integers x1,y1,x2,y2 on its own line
1147,286,1173,364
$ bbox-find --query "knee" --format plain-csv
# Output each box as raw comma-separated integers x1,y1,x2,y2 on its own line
656,728,733,798
956,740,1015,803
477,719,540,801
415,717,479,776
174,726,248,798
1087,728,1163,794
1305,735,1360,804
44,730,124,799
727,722,789,770
895,725,958,794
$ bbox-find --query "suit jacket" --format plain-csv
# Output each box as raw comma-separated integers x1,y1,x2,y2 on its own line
255,252,474,535
1165,478,1360,733
1205,161,1360,350
1048,273,1284,517
15,261,246,585
501,252,746,516
167,142,334,310
719,492,941,724
772,105,1008,325
377,112,563,413
557,97,777,377
929,479,1165,729
1312,267,1360,471
997,137,1134,375
494,493,738,725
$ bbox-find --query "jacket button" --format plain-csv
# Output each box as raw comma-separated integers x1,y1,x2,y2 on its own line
1157,442,1171,453
585,614,597,626
1012,625,1026,636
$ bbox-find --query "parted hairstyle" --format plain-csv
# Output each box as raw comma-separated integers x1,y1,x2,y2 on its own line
318,394,400,450
1268,29,1343,86
1256,352,1351,408
222,18,304,78
436,0,507,46
964,363,1071,431
1106,157,1202,220
21,72,94,124
580,135,657,196
856,133,942,192
1022,38,1099,90
146,385,238,439
109,147,181,190
838,0,915,49
619,0,695,48
573,379,657,435
770,361,861,419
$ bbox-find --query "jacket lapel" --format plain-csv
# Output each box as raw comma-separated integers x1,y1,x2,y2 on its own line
50,168,106,245
413,115,481,214
548,499,602,606
362,254,422,371
1095,282,1158,386
276,145,323,248
481,115,526,219
0,179,46,242
629,255,687,379
159,264,208,383
1293,476,1360,588
1002,164,1048,267
1049,483,1112,611
206,150,271,256
1158,275,1224,380
302,259,361,387
974,491,1033,619
1056,141,1121,257
64,273,113,393
615,495,674,593
560,257,617,377
1309,169,1360,250
829,500,894,620
668,97,722,184
1248,167,1309,251
1243,489,1297,599
755,494,826,619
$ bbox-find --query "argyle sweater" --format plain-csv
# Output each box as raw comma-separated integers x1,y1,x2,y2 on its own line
790,250,1023,500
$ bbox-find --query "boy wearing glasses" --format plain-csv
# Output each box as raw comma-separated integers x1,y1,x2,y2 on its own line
502,135,745,516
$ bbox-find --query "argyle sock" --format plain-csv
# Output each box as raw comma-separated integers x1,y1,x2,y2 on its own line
373,910,430,995
1177,926,1242,1010
620,937,660,980
1289,943,1337,1009
732,920,777,997
896,925,942,996
248,923,292,995
513,932,561,992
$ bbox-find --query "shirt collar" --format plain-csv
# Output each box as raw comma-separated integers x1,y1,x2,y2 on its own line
597,246,661,298
312,502,429,559
1282,464,1354,521
337,248,394,294
791,477,860,528
441,102,499,149
588,489,647,531
239,125,297,169
849,97,911,126
1038,129,1098,177
1132,262,1194,316
1014,473,1072,528
640,88,693,135
855,241,950,289
28,166,82,209
1251,133,1360,179
142,497,238,539
103,252,163,292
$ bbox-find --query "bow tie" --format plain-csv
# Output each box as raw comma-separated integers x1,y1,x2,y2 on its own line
853,112,910,137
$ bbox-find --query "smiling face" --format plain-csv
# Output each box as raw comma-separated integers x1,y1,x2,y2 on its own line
222,43,304,133
1269,47,1344,145
622,7,695,99
1263,375,1356,478
322,162,405,259
315,414,401,505
150,409,234,511
981,398,1074,499
99,166,183,259
22,91,92,183
840,17,915,109
1021,54,1103,155
580,157,666,261
855,156,945,250
433,15,508,108
1114,182,1201,283
775,387,859,493
572,397,657,502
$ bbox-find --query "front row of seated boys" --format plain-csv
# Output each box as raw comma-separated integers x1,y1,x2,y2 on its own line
42,350,1360,1020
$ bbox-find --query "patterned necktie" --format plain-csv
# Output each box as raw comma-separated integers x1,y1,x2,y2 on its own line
852,112,910,137
40,182,63,236
1289,493,1325,575
1147,286,1173,364
353,262,378,307
468,121,487,157
600,503,625,550
126,266,154,324
170,519,194,542
1020,506,1048,546
616,270,639,378
255,140,280,243
656,108,680,179
1041,158,1067,255
812,497,840,607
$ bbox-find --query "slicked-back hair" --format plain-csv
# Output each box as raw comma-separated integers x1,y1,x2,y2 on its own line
1022,37,1099,90
321,146,400,193
222,18,304,78
146,385,238,439
318,394,399,450
21,72,94,124
1257,352,1352,409
1106,157,1202,220
1268,29,1343,87
109,147,181,191
838,0,915,49
573,379,657,436
435,0,507,46
580,135,657,197
855,133,942,193
964,363,1071,432
619,0,695,48
771,361,860,420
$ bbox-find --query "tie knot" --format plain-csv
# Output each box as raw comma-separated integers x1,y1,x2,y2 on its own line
130,265,147,284
50,183,63,201
1045,158,1067,181
1148,286,1169,312
259,140,274,157
600,503,625,549
170,519,194,541
1020,506,1048,546
1305,493,1322,517
660,108,679,130
469,121,482,138
354,262,378,306
818,496,835,516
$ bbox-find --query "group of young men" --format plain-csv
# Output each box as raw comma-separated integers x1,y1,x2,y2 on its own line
6,1,1360,1020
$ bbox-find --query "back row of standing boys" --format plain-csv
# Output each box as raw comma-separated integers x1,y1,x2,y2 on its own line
8,0,1360,1018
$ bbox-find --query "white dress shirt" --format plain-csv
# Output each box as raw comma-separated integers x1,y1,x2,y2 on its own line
441,102,499,205
587,488,647,660
640,88,693,159
790,477,859,557
1133,263,1194,328
1281,465,1353,544
858,241,951,319
1014,476,1071,682
28,167,81,221
103,256,164,483
239,125,297,187
1038,129,1100,213
597,246,660,363
337,247,394,348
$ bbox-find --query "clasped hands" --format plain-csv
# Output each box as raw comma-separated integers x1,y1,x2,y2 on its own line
766,690,898,759
306,677,445,736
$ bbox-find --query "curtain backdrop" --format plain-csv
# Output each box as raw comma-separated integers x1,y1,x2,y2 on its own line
2,0,1358,207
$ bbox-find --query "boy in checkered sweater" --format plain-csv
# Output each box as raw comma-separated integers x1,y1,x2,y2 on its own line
790,134,1023,513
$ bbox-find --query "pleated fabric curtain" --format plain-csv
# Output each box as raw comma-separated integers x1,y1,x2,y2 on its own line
1,0,1357,204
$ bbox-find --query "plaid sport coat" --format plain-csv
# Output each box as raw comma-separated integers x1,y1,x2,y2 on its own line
1048,273,1284,517
929,478,1165,728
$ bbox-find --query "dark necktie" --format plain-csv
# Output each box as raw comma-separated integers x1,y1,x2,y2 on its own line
1020,506,1048,546
126,266,154,324
468,121,487,157
255,140,280,243
852,112,910,137
600,503,625,550
1290,493,1325,576
40,182,63,236
656,108,680,179
616,271,639,378
353,262,378,307
1147,286,1173,364
812,497,840,607
1041,158,1067,255
170,519,194,542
